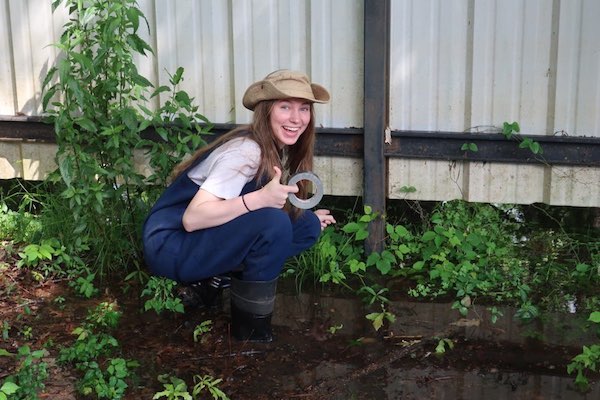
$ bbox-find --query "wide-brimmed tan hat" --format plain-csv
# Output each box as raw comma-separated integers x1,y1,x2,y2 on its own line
242,69,330,111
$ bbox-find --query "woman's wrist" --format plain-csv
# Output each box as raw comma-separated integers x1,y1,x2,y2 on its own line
243,190,263,211
241,194,252,212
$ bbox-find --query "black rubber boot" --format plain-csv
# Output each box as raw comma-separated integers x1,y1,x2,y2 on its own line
180,275,231,310
230,277,278,343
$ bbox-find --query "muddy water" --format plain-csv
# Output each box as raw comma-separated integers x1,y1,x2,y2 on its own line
261,291,600,399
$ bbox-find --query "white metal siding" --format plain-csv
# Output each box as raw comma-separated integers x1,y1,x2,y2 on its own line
0,0,598,207
387,0,600,207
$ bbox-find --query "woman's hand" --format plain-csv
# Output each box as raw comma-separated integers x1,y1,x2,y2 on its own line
315,209,336,230
249,166,298,209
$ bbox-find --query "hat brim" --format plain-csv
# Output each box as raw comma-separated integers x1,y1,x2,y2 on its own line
242,80,330,111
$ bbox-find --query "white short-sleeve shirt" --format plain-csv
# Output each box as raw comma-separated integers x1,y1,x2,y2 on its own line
187,137,261,199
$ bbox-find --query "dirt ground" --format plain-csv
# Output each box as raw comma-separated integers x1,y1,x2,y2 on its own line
1,242,596,400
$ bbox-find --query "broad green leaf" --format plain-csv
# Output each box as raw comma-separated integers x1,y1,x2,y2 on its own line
342,222,360,234
151,85,171,98
126,7,140,31
0,381,19,395
398,244,411,254
132,72,153,87
366,312,384,331
589,312,600,324
422,231,436,241
175,91,192,105
412,260,425,271
395,225,410,237
355,230,368,241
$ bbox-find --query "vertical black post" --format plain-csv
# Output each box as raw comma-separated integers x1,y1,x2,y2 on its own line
363,0,389,253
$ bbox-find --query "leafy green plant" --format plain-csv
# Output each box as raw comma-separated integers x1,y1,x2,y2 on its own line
391,201,534,320
501,121,543,155
435,338,454,354
58,301,137,399
192,375,229,400
42,0,211,278
141,277,185,314
327,324,343,335
15,235,98,297
16,239,59,269
461,142,478,152
79,358,139,400
366,305,396,332
139,66,213,188
0,200,40,243
42,0,153,275
0,346,49,400
20,326,33,341
193,320,213,343
0,381,19,400
567,311,600,390
153,375,192,400
87,301,122,330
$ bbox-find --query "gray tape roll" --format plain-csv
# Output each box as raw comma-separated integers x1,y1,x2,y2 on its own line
287,171,324,209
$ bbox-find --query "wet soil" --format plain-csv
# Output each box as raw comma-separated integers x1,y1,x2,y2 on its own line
1,247,598,399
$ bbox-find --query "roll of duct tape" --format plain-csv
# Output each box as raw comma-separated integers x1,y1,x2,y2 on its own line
287,171,324,209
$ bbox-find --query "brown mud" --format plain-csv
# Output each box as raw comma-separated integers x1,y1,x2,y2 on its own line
1,248,598,399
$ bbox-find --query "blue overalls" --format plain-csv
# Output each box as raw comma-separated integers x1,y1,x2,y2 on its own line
142,150,322,284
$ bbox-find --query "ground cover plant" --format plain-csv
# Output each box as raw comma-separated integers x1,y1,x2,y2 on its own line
1,0,599,398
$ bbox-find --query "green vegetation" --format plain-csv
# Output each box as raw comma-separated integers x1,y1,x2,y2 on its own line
141,277,185,314
0,346,48,400
568,312,600,390
57,301,138,399
153,374,230,400
0,0,598,397
290,201,598,327
42,0,210,279
1,1,222,398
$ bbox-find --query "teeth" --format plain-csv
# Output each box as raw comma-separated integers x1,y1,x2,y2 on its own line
284,126,299,132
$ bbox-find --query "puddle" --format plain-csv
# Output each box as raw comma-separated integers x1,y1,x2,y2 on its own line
21,278,598,399
258,291,600,399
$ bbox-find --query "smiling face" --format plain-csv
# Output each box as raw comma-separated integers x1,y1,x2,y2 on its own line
269,98,312,147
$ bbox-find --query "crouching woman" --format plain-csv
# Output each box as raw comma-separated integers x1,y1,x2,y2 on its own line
142,70,335,342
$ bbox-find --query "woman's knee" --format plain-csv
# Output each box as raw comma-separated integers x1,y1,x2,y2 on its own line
250,208,293,245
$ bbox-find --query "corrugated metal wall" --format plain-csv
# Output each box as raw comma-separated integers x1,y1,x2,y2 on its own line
387,0,599,207
0,0,598,206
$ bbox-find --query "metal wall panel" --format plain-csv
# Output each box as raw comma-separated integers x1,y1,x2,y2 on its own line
314,155,363,196
5,0,62,115
388,159,465,201
470,0,553,134
387,0,599,207
389,0,470,131
0,1,598,207
0,142,20,178
554,0,600,138
0,1,16,114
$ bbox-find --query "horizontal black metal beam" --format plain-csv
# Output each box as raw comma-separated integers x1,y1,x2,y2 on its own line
1,118,598,167
386,130,600,167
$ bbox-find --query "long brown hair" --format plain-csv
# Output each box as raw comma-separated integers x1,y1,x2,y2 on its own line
170,99,317,218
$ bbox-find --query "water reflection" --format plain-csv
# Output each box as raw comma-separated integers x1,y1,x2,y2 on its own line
270,292,599,399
